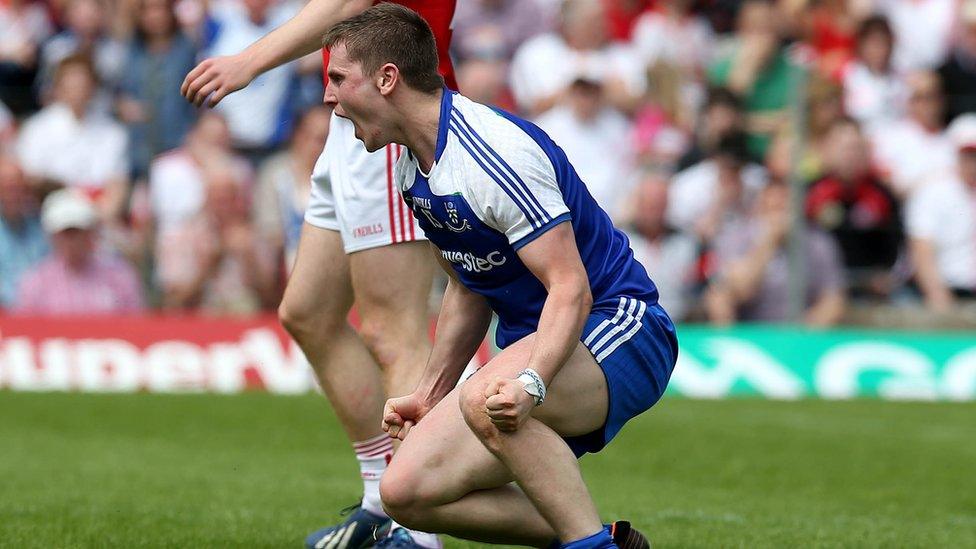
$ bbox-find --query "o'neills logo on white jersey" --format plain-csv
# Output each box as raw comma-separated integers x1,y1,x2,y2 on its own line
441,250,507,272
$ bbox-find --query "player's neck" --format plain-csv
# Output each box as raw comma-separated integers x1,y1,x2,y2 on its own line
395,87,443,173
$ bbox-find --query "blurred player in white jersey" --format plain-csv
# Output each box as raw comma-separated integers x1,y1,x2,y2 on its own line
181,1,457,548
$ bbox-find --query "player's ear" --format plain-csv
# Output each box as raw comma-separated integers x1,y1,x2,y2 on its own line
377,63,399,96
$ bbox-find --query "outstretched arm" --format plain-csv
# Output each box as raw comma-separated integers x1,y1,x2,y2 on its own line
181,0,371,107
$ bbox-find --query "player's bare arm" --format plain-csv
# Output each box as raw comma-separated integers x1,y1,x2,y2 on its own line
383,245,492,440
181,0,371,107
482,222,593,433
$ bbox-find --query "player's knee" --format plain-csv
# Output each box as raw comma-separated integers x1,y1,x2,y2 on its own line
459,381,503,451
278,294,339,343
278,296,312,340
378,464,426,527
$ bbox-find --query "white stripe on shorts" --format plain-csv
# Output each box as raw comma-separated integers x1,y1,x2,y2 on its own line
595,300,647,362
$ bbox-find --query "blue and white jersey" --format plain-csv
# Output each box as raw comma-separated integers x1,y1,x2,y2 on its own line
396,90,660,348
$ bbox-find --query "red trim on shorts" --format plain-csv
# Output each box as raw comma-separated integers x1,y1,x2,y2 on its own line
386,144,397,244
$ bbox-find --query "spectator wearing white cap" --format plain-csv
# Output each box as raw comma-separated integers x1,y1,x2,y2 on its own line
905,114,976,312
15,189,144,314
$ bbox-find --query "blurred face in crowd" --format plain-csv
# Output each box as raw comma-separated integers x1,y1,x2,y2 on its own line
54,62,97,116
292,106,331,161
190,112,232,151
205,171,249,225
633,176,670,239
716,152,744,186
757,182,789,218
960,21,976,57
703,101,741,143
737,0,776,37
0,159,35,224
53,228,96,270
66,0,105,38
662,0,694,16
858,27,893,72
561,0,607,50
826,122,869,182
457,59,507,106
906,71,944,130
139,0,177,39
244,0,271,24
808,82,843,137
568,80,603,121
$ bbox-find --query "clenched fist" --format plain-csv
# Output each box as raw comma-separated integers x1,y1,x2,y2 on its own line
484,376,535,432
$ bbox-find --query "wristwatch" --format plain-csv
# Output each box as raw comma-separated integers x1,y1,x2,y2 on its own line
516,369,546,406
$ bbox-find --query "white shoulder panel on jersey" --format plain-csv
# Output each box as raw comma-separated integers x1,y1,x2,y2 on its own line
444,95,570,246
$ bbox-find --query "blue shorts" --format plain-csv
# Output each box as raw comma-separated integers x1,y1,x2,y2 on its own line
564,297,678,457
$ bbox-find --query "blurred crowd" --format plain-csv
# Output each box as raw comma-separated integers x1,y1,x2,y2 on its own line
1,0,975,327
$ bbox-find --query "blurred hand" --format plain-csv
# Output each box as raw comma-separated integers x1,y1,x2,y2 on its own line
181,54,256,108
383,393,430,441
484,375,534,433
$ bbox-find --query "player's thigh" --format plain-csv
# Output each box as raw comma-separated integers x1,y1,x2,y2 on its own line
348,241,434,329
279,222,352,326
383,387,514,507
465,335,610,438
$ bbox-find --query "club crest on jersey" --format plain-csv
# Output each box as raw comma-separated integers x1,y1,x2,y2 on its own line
444,201,472,233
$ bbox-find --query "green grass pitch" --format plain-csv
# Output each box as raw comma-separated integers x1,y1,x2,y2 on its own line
1,392,974,548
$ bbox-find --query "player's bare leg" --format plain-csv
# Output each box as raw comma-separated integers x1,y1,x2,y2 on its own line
349,240,441,548
380,334,622,547
280,223,395,548
280,223,386,442
349,240,433,403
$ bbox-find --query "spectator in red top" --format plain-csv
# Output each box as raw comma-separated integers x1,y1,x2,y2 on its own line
796,0,860,80
806,117,903,297
603,0,651,41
